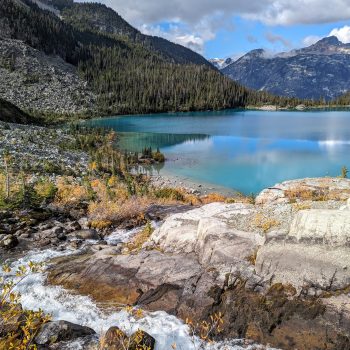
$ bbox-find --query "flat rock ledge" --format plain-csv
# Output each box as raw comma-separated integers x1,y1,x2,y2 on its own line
48,178,350,350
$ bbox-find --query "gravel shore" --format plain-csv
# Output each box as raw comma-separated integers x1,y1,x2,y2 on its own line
149,171,238,196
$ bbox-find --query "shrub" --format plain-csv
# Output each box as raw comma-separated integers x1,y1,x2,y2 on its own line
34,179,57,202
152,151,165,163
341,166,348,179
55,178,90,206
185,312,224,346
89,219,112,230
201,193,226,204
292,202,311,211
88,197,150,226
253,213,280,233
124,221,154,253
153,188,185,202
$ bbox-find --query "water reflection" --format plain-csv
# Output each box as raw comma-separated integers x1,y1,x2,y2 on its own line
117,132,209,152
86,110,350,194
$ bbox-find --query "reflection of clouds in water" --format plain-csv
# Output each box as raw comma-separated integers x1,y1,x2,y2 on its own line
318,140,350,156
232,149,294,164
172,137,213,150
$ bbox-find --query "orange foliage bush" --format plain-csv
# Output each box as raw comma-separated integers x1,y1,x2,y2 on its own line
55,178,89,205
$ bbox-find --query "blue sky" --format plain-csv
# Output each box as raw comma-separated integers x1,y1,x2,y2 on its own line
83,0,350,59
204,19,350,59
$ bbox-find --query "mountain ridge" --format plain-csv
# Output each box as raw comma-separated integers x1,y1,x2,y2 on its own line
219,36,350,100
27,0,213,67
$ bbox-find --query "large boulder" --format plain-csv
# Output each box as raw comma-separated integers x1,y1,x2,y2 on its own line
34,320,96,346
151,202,264,264
68,229,100,240
47,191,350,350
0,234,18,249
48,250,218,320
101,327,155,350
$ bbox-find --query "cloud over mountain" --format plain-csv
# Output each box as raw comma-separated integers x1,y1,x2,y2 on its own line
77,0,350,53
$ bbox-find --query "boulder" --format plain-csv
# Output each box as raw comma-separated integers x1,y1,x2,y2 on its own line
151,202,263,264
129,330,155,350
47,190,350,350
48,251,206,314
65,220,81,233
0,234,18,249
34,320,95,346
101,327,155,350
100,326,127,350
69,229,100,240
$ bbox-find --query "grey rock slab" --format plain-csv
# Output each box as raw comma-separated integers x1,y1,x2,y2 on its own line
151,202,263,266
256,242,350,291
289,209,350,246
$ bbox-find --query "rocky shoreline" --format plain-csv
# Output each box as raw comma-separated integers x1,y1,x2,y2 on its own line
3,177,348,349
149,172,237,197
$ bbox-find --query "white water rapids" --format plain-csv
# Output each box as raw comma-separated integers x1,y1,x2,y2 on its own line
2,238,276,350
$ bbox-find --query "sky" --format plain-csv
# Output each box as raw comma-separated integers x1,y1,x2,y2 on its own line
79,0,350,59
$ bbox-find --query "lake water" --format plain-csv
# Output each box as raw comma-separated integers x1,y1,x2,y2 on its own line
87,109,350,194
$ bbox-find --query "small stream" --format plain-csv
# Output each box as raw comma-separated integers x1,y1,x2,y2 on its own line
2,239,275,350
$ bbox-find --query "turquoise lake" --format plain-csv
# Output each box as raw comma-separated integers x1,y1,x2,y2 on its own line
87,110,350,194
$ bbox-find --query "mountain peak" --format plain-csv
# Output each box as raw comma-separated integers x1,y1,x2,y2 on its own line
247,48,265,56
315,36,341,46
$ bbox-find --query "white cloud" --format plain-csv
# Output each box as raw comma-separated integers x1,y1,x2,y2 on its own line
140,23,210,53
92,0,350,27
246,0,350,26
265,32,291,47
302,35,322,46
78,0,350,53
329,25,350,43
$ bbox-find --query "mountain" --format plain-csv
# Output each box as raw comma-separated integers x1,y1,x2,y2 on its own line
209,57,234,69
32,0,212,67
221,36,350,101
0,0,301,117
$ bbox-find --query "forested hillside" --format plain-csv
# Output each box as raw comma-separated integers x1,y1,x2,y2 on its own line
0,0,304,115
60,2,213,66
332,91,350,105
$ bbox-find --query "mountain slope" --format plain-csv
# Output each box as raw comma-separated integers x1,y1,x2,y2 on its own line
221,37,350,101
0,37,95,114
37,1,212,67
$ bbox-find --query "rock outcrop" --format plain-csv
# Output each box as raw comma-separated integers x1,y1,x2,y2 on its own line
256,177,350,204
47,178,350,350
